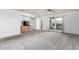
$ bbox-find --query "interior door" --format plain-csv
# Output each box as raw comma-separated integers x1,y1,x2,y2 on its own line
36,19,42,30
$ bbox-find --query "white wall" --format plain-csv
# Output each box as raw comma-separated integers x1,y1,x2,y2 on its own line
0,10,21,38
64,12,79,34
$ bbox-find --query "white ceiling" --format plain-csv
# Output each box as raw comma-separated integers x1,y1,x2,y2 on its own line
15,9,79,16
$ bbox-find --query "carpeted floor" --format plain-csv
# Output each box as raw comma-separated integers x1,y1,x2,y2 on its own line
0,30,79,50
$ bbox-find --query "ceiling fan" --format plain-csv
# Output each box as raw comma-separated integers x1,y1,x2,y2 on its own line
46,9,56,15
36,9,57,17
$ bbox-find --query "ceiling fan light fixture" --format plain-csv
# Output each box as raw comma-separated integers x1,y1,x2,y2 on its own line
47,9,56,16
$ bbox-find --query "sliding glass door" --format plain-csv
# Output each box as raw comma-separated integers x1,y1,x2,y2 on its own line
50,17,63,32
